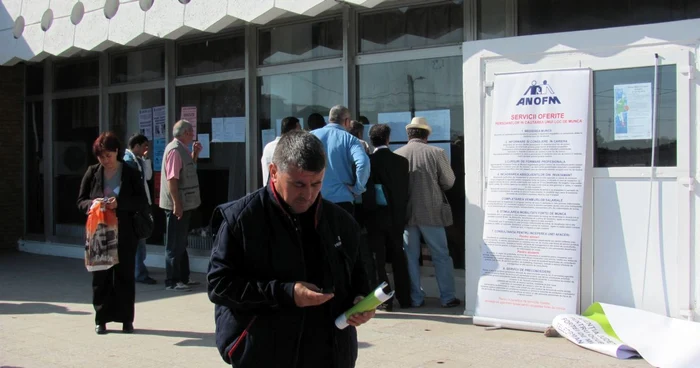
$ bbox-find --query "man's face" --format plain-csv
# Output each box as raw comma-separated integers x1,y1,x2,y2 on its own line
270,164,324,214
180,128,195,145
132,142,149,157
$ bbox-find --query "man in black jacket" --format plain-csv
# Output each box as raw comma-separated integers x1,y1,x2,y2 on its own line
363,124,412,311
207,130,374,367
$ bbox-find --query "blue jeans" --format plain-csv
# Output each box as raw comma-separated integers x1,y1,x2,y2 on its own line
165,210,192,287
403,226,456,306
134,238,150,281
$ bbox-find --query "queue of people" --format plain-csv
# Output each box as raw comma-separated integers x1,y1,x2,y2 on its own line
77,105,458,367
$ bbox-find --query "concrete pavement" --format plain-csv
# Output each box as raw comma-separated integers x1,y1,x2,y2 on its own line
0,252,650,367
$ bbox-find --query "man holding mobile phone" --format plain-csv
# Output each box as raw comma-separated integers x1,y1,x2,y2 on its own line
207,130,374,368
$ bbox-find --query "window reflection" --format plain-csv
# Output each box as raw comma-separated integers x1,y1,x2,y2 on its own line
359,3,463,52
54,59,99,91
519,0,700,36
478,0,506,40
53,96,99,237
258,68,343,184
594,65,677,167
176,80,246,235
259,19,343,65
110,47,165,84
177,35,245,76
358,57,464,268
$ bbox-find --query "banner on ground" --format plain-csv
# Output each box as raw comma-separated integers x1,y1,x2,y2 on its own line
554,303,700,367
474,69,591,331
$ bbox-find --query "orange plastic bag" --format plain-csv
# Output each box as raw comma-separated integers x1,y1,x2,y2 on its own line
84,200,119,272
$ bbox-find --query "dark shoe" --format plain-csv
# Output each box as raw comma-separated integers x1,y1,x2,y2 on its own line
137,277,157,285
442,298,461,308
407,300,425,308
95,324,107,335
122,323,134,333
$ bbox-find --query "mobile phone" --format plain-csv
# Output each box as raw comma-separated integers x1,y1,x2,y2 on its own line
319,286,335,294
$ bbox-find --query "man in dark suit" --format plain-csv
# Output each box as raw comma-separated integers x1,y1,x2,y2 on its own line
363,124,411,311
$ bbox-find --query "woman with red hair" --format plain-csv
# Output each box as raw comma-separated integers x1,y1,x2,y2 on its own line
77,132,147,334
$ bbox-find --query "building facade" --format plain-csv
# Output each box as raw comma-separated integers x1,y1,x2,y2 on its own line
1,0,699,317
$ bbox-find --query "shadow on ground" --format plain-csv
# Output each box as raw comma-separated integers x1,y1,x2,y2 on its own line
134,329,215,347
0,302,91,315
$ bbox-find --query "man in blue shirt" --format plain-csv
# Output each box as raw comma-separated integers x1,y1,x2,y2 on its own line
311,105,370,215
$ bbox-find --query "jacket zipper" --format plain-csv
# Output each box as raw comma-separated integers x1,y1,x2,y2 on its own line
290,215,306,368
227,316,257,360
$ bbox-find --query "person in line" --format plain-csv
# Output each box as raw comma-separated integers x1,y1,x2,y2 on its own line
311,105,370,216
77,132,147,334
307,112,326,131
123,133,156,285
395,117,460,308
364,124,412,311
260,116,302,185
348,120,371,155
159,120,202,291
207,130,374,367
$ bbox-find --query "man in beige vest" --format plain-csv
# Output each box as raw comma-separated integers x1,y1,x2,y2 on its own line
395,117,460,308
159,120,202,291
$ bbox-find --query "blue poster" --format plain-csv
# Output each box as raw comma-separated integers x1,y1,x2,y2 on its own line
152,138,166,171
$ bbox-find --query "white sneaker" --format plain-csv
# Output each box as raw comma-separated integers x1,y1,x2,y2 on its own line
166,282,191,291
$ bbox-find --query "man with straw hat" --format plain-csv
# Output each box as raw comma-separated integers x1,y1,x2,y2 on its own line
395,117,460,308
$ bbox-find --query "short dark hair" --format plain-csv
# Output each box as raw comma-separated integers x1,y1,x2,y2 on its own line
369,124,391,147
272,130,326,173
128,133,149,149
407,127,429,140
307,113,326,131
92,132,121,157
281,116,300,135
349,120,364,140
358,116,370,125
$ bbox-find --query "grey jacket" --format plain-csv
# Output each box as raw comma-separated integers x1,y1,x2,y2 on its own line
395,139,455,227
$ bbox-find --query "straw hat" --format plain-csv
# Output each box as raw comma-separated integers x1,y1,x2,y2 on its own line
405,117,432,134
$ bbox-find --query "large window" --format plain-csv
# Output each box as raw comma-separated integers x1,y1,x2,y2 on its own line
26,64,44,95
259,18,343,65
177,35,245,76
26,101,44,234
518,0,700,36
53,96,99,237
358,3,463,53
110,47,165,84
54,58,99,91
594,65,677,167
358,57,465,268
108,89,165,144
258,68,343,184
478,0,506,40
176,80,247,235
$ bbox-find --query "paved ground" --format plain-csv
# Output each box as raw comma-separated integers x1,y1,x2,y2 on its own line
0,252,650,368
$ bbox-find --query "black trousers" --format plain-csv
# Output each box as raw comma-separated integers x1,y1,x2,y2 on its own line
92,244,136,325
335,202,376,292
367,225,412,308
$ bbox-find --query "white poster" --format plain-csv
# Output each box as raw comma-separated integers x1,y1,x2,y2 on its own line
152,106,166,139
416,109,451,141
377,111,411,142
138,108,153,140
613,83,652,141
212,117,246,143
474,69,590,331
197,134,210,158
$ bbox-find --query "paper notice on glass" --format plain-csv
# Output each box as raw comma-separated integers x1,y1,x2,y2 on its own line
613,83,652,141
430,142,451,164
416,109,451,141
152,106,166,139
139,108,153,140
377,112,411,142
262,129,276,150
152,138,166,172
197,134,210,158
212,117,246,143
275,118,304,136
181,106,197,135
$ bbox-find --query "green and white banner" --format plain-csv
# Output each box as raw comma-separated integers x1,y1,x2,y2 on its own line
554,303,700,367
